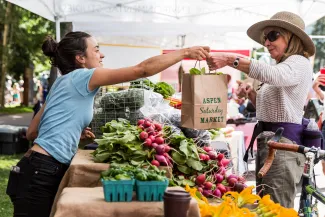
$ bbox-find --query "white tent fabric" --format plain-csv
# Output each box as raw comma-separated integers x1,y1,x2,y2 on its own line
6,0,325,48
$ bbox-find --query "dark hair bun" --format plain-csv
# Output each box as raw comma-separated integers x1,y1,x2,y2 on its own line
42,36,58,57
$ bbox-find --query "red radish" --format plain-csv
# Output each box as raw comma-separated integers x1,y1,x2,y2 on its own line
151,124,156,129
144,138,152,147
205,155,210,161
203,146,213,152
155,132,163,137
139,131,148,141
146,126,155,133
155,145,165,155
227,178,237,187
237,176,246,183
207,151,217,160
144,121,152,128
151,160,160,167
234,183,246,193
221,158,231,167
137,119,145,125
219,166,226,175
155,154,167,164
203,190,212,197
217,153,224,161
214,174,224,183
151,143,158,149
154,123,162,131
138,125,145,130
213,189,221,198
164,145,171,153
144,118,152,122
155,137,164,144
195,174,206,185
148,135,156,142
217,183,227,194
227,174,238,182
204,182,213,190
163,152,172,159
225,186,232,192
198,187,204,193
199,153,206,161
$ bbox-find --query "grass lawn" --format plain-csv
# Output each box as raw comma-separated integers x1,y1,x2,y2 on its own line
0,154,23,217
0,106,33,115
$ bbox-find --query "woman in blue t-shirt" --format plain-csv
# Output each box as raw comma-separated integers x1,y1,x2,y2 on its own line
6,31,210,217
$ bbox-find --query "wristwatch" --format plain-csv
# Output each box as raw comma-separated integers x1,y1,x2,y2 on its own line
233,57,240,68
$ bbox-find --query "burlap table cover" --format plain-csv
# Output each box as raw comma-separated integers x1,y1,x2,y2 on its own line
50,150,174,217
54,186,200,217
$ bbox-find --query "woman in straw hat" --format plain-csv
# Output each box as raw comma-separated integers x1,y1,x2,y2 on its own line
207,11,316,207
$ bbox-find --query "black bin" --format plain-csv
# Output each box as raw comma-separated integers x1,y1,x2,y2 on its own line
0,125,29,155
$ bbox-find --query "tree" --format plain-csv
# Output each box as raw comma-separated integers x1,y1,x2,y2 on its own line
0,1,12,107
311,16,325,72
0,3,55,107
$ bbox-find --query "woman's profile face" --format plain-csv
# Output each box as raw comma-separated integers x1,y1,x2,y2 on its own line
263,27,288,62
83,37,105,69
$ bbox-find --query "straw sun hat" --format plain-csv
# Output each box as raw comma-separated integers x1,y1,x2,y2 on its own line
247,11,315,56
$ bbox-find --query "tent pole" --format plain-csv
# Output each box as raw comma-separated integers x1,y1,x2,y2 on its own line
55,16,60,41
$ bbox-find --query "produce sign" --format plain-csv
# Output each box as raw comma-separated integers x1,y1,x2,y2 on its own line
185,185,298,217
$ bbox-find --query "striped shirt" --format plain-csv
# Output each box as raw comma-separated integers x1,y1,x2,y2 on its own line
249,55,313,124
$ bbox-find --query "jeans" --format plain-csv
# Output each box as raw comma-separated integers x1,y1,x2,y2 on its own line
6,150,68,217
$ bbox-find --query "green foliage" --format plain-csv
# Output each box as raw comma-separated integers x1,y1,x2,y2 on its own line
311,16,325,72
0,106,33,114
0,3,55,79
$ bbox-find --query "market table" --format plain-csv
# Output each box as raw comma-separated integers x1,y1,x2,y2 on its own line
53,186,200,217
50,149,173,217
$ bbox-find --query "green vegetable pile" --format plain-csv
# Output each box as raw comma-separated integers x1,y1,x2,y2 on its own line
93,119,148,165
101,164,166,181
130,78,155,90
153,82,175,99
130,78,175,99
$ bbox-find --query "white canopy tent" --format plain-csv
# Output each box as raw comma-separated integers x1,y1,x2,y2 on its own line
6,0,325,49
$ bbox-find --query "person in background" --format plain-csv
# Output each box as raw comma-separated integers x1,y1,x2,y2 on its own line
12,83,21,105
6,31,210,217
311,70,325,175
207,11,315,207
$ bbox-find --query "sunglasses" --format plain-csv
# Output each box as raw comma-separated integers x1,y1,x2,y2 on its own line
263,31,280,42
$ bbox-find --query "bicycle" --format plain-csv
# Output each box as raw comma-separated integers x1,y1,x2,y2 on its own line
258,127,325,217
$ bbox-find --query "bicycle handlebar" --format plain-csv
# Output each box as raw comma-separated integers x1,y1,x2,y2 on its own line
258,128,325,178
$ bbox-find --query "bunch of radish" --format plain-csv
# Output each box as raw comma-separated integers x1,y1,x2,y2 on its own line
137,118,172,167
194,145,248,198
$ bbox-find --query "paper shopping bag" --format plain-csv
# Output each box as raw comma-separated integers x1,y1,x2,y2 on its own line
181,73,228,129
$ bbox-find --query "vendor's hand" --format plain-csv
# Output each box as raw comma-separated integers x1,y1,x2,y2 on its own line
80,127,95,140
313,74,325,91
185,46,210,60
322,160,325,176
236,80,253,99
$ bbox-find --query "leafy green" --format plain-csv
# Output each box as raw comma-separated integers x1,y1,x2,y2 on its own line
189,68,201,75
171,151,187,164
186,158,203,171
154,82,175,98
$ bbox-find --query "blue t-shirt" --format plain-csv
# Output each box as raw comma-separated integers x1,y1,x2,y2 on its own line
34,68,99,164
